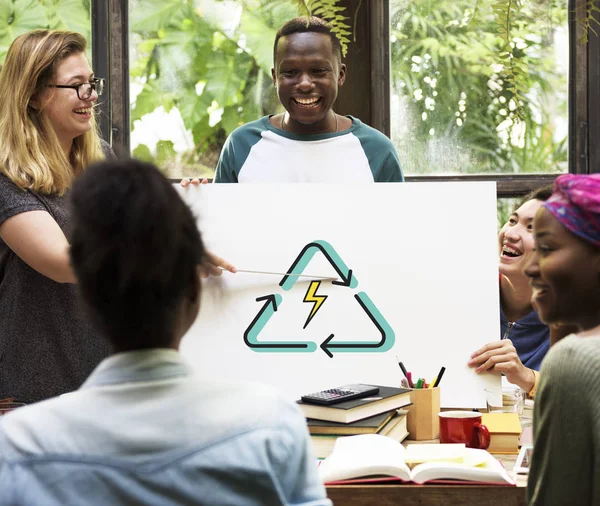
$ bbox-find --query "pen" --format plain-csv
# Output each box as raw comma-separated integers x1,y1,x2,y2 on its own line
432,367,446,388
397,357,414,388
397,358,409,381
415,378,424,389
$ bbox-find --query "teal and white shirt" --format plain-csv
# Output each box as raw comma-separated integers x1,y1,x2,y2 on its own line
214,116,404,183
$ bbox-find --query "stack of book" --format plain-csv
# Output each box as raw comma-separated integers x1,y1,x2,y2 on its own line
481,412,523,454
297,385,412,458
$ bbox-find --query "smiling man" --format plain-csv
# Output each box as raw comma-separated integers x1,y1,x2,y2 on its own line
213,16,404,183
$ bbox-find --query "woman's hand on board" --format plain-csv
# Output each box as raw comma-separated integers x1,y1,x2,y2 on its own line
200,250,237,279
180,178,209,187
468,339,536,392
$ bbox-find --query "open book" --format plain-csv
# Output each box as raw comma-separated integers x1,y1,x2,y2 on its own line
318,434,515,485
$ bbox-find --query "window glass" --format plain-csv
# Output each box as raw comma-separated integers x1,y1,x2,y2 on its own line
129,0,296,178
498,197,521,229
0,0,91,65
390,0,568,176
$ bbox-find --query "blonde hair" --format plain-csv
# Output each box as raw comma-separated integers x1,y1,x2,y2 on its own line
0,30,104,195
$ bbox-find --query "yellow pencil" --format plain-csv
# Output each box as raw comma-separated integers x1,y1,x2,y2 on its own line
429,377,437,388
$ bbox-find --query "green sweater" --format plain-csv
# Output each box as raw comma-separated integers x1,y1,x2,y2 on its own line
528,334,600,505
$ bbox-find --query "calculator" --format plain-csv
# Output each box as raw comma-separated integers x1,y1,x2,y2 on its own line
300,384,380,405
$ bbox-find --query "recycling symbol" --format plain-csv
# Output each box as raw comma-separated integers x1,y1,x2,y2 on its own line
244,240,395,358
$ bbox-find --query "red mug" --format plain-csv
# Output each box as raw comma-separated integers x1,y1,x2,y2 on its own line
438,411,490,449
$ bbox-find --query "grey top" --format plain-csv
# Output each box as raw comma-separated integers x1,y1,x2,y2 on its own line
0,149,113,404
528,333,600,505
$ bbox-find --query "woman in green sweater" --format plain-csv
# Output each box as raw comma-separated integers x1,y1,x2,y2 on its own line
525,174,600,506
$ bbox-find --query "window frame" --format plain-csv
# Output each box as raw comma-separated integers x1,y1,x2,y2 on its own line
92,0,129,152
95,0,598,194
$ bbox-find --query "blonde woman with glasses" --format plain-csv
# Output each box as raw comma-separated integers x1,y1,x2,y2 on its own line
0,30,112,404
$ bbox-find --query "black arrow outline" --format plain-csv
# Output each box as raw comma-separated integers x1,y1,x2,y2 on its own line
320,293,388,358
244,294,311,350
279,242,354,288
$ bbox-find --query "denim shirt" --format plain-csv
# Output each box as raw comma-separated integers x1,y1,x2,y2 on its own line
0,349,331,506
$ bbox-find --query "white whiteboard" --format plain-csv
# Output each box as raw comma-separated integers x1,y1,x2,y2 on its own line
177,182,501,408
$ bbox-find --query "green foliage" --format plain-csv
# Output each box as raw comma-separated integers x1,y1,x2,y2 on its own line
0,0,89,63
497,197,519,229
390,0,568,175
155,139,176,166
576,0,600,42
493,0,528,121
130,0,323,174
291,0,351,56
0,0,591,180
45,0,90,34
0,0,46,60
132,143,153,162
493,0,599,118
128,0,360,175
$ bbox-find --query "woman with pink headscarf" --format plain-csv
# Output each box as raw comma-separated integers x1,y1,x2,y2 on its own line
525,174,600,506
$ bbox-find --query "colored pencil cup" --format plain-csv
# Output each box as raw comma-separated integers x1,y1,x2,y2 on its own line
407,387,441,440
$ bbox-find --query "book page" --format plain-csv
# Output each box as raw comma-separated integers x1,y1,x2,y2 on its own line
318,434,411,483
410,448,515,485
404,443,466,466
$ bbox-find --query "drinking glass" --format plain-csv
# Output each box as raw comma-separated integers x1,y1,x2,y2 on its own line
484,387,526,415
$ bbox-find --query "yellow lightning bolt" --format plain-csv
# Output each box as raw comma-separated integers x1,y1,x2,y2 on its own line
303,281,328,329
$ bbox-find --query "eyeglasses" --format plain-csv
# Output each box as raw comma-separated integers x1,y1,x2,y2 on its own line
46,77,105,100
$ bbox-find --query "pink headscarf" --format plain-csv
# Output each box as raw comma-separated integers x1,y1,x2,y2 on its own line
543,174,600,247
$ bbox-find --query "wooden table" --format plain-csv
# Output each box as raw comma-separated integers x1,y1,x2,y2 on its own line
326,452,527,506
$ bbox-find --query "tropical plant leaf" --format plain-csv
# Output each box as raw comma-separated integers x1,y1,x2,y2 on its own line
132,143,154,162
131,80,176,122
204,45,253,107
44,0,90,38
177,89,213,132
129,0,187,33
0,0,47,59
155,139,176,166
191,115,214,151
220,104,244,134
239,10,279,74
